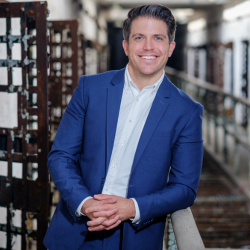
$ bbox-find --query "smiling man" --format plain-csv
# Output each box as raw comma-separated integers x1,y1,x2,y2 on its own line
44,4,203,250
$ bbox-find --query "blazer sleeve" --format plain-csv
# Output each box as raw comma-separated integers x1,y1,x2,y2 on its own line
135,103,204,230
48,76,92,221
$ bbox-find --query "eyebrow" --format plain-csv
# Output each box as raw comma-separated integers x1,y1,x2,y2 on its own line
131,33,167,39
131,33,144,38
154,34,167,39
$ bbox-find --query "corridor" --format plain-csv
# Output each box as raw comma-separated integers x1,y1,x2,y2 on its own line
0,0,250,249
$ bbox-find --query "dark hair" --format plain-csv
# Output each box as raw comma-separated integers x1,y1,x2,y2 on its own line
123,4,177,43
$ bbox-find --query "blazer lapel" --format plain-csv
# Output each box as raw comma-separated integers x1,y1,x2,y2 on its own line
131,75,172,175
106,68,125,174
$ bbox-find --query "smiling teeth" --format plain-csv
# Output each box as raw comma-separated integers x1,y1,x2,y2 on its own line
141,56,156,59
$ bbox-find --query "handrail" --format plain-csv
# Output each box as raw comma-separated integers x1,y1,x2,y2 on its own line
165,67,250,106
171,207,205,250
165,66,250,183
166,67,250,249
170,208,250,250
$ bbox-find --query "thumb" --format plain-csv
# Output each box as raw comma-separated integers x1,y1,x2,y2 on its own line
94,194,116,203
94,194,106,200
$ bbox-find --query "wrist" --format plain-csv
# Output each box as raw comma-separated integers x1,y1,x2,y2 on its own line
81,198,93,214
128,199,136,218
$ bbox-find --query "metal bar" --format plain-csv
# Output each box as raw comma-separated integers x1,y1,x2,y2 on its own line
5,4,13,249
233,101,240,173
247,107,250,182
35,2,50,249
213,93,218,153
206,91,211,145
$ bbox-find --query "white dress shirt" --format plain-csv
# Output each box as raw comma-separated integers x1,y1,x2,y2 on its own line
76,65,164,223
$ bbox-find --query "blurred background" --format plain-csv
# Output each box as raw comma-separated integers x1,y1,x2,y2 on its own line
0,0,250,249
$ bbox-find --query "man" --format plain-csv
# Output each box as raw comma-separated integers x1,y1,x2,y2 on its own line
44,4,203,250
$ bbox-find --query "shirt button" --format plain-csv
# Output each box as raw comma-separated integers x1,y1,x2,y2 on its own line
121,142,124,145
112,165,116,168
105,188,109,191
153,85,155,88
129,120,132,123
136,98,139,102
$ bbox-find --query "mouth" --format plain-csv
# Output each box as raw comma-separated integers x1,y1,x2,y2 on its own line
140,56,157,60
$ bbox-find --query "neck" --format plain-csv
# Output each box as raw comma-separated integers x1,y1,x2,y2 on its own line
127,65,163,91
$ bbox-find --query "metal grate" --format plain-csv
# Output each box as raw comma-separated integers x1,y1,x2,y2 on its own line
47,20,82,214
48,20,79,148
0,2,50,250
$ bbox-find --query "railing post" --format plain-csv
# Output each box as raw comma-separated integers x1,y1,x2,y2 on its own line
195,86,202,105
222,95,228,163
233,100,240,173
247,107,250,182
176,77,181,89
214,93,218,153
167,216,178,250
206,90,211,145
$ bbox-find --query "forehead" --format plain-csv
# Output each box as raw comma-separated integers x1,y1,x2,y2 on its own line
130,17,168,35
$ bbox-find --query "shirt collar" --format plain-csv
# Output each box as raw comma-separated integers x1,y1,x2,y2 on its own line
124,64,164,95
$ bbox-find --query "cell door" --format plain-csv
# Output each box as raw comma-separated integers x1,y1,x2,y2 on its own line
0,2,50,250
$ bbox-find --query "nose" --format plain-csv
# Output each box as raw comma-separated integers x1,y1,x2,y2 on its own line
143,38,154,50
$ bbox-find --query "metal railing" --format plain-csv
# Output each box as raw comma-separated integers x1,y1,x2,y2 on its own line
165,67,250,249
165,67,250,183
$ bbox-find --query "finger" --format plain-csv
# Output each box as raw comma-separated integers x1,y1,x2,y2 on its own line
102,215,120,227
87,217,107,227
105,220,121,231
101,198,117,204
94,194,114,201
88,224,105,232
86,204,111,214
85,205,104,214
92,208,118,218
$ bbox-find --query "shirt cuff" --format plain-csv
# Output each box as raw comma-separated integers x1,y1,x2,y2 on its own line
75,196,93,217
130,198,141,224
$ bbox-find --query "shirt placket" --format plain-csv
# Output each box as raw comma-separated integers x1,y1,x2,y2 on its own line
103,91,142,194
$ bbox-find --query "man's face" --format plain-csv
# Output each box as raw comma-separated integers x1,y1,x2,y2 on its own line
123,17,175,80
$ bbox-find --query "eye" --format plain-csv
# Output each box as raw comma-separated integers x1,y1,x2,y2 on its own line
136,36,143,40
155,37,163,41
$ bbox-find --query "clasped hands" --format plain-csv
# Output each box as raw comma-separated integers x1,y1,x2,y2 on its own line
81,194,135,231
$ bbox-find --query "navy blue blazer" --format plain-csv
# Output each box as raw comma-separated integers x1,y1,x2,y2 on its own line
44,68,203,250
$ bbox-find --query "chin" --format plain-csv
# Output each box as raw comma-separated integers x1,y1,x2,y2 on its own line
140,68,158,76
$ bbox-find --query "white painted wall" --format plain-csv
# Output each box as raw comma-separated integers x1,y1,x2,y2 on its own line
187,1,250,124
79,0,98,41
7,0,79,20
187,29,207,47
98,12,107,45
221,16,250,101
187,4,250,99
6,0,106,44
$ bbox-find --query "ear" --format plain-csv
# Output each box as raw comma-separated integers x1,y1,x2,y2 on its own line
168,41,176,57
122,40,129,56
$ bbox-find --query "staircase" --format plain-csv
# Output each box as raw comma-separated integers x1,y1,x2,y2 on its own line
192,150,250,248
